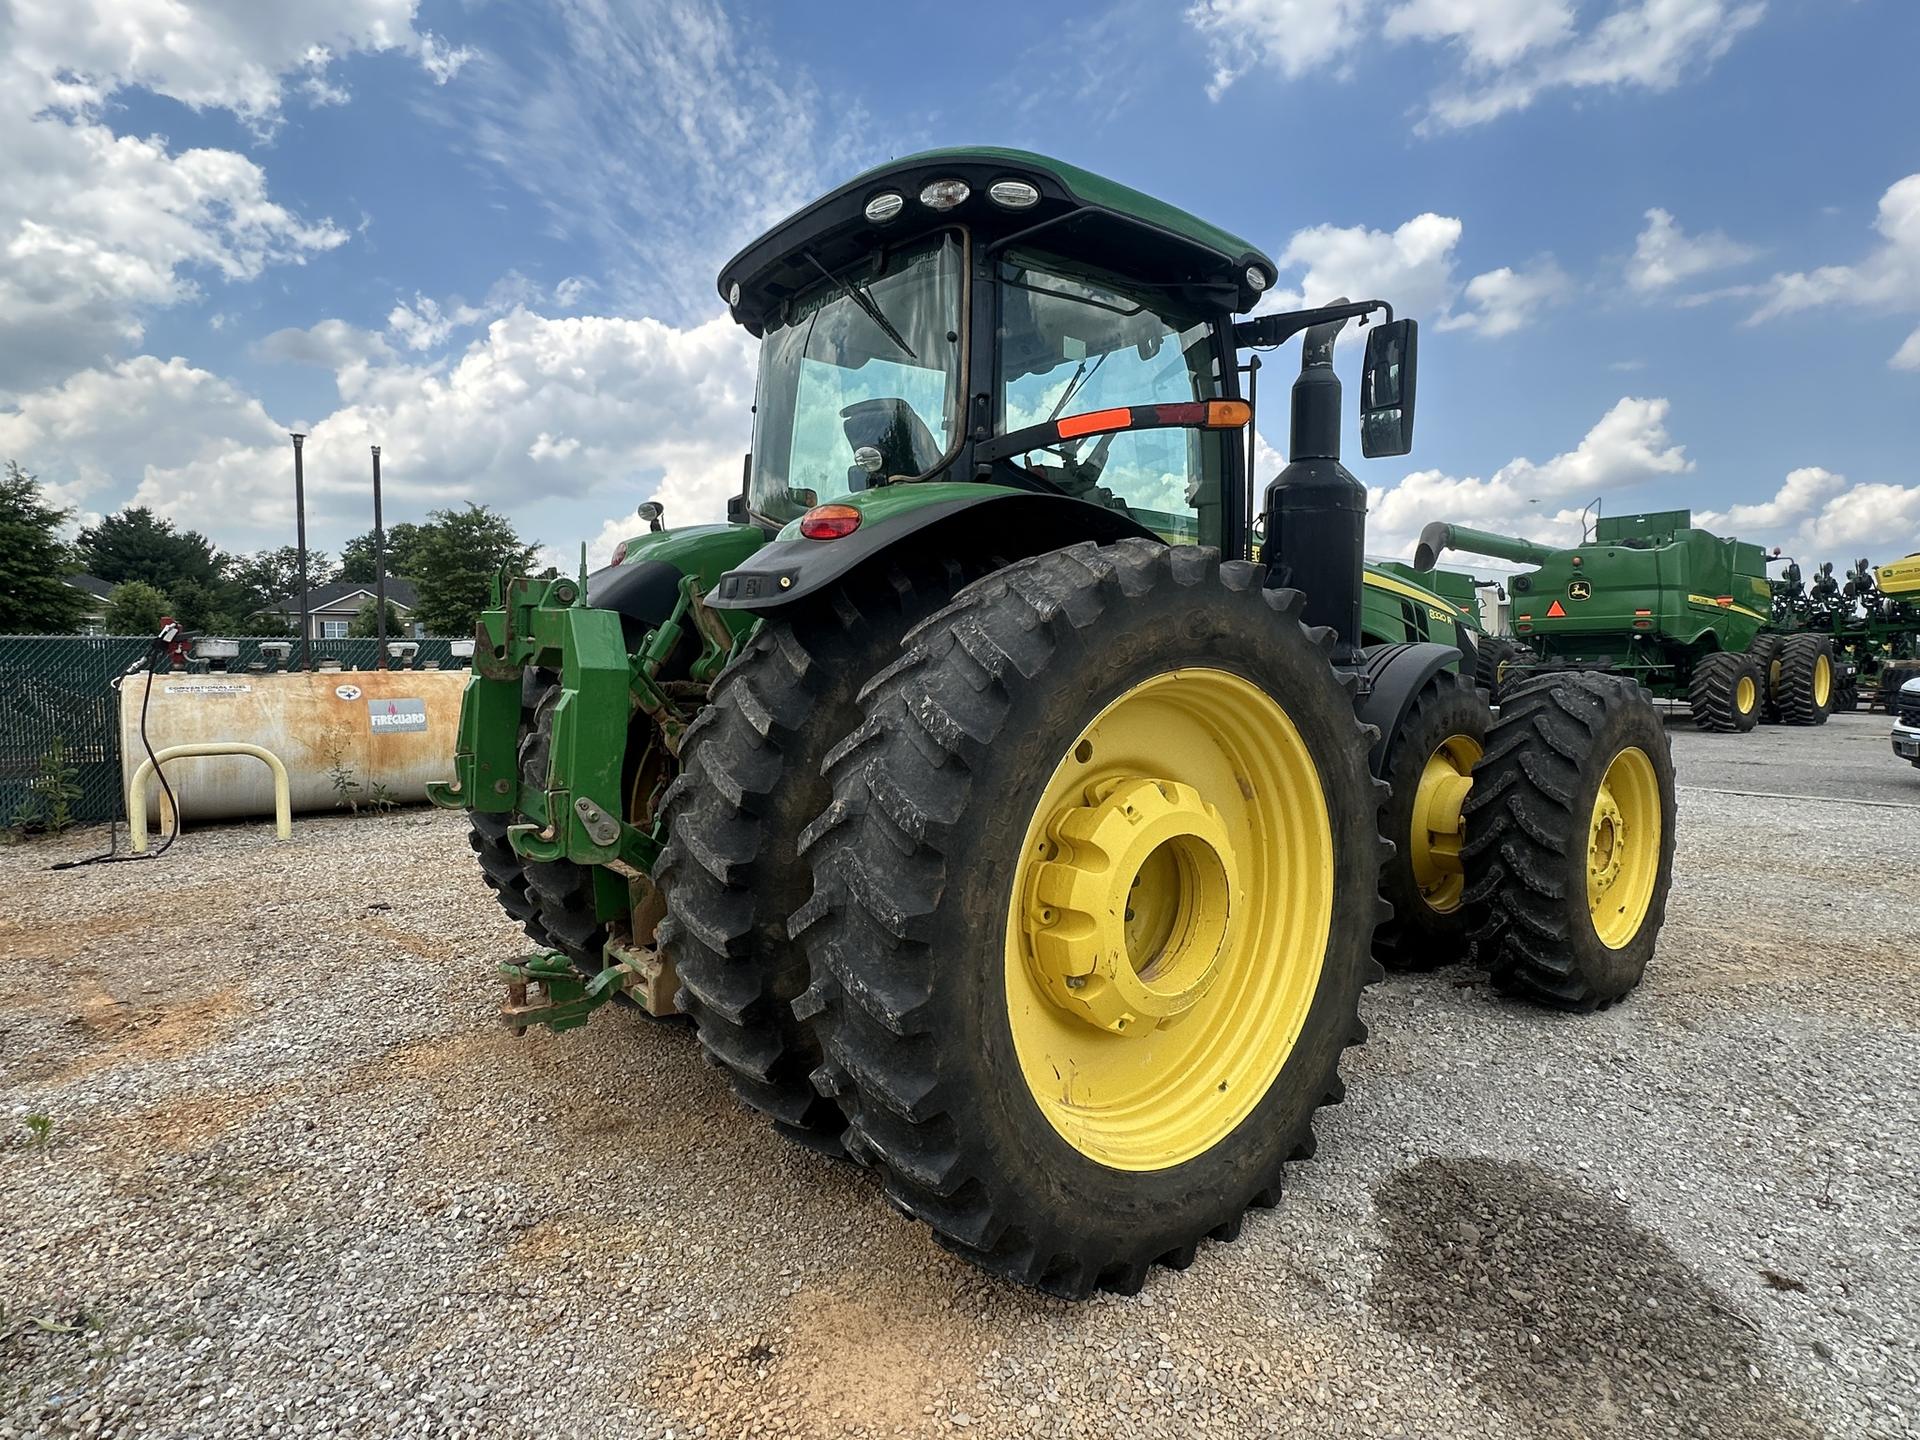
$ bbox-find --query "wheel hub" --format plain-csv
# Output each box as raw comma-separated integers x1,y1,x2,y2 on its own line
1024,776,1239,1035
1408,735,1481,912
1587,790,1625,903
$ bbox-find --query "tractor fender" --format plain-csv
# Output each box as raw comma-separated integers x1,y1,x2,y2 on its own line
587,522,766,653
706,485,1159,613
1356,641,1470,778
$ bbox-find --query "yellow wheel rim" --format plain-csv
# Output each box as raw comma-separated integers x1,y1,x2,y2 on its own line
1409,733,1482,914
1813,654,1832,707
1004,668,1333,1172
1587,746,1661,950
1735,674,1757,715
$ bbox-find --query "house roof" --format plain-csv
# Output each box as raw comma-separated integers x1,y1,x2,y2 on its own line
64,573,115,600
260,577,419,612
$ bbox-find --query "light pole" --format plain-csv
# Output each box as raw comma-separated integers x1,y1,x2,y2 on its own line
291,432,311,670
371,445,388,661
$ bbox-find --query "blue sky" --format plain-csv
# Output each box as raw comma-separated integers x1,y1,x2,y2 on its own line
2,0,1916,572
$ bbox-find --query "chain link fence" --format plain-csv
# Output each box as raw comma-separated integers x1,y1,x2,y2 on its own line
0,635,472,826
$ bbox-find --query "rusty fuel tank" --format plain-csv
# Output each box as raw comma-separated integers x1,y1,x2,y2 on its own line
119,669,467,822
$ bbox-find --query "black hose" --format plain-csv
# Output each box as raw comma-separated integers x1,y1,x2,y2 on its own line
51,641,181,870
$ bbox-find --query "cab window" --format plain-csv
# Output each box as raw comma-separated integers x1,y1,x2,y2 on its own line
996,252,1227,547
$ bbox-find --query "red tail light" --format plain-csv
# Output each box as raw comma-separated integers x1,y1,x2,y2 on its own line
611,540,629,566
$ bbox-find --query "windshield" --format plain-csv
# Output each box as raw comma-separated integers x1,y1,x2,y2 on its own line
997,252,1227,546
748,233,964,524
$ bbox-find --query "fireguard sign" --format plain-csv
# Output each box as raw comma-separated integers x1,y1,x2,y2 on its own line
368,697,428,733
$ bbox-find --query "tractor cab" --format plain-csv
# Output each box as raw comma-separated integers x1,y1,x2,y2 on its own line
706,148,1413,612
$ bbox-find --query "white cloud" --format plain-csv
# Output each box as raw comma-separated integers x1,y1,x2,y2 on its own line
1367,397,1692,558
255,319,396,373
1747,174,1920,370
1262,212,1566,335
4,308,757,555
1628,207,1758,293
418,32,478,85
1694,466,1845,533
4,1,465,124
1439,259,1571,336
442,0,872,317
1696,467,1920,558
1186,0,1374,94
0,1,473,396
0,120,348,394
1192,0,1766,131
1383,0,1574,68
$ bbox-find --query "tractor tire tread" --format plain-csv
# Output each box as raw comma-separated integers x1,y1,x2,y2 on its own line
657,556,982,1149
793,539,1384,1298
1462,672,1676,1010
1687,650,1760,733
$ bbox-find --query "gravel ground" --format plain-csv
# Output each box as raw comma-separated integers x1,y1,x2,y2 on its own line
3,711,1916,1439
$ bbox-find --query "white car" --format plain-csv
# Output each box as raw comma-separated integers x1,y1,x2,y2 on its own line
1895,676,1920,767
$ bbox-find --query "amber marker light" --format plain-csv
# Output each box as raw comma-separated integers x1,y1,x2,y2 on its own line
799,503,862,540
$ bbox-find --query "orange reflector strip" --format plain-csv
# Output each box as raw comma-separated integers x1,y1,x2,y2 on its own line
1547,600,1567,617
1206,399,1252,428
1634,609,1652,616
1058,407,1131,439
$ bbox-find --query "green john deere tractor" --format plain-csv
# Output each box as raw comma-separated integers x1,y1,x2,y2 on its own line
431,149,1677,1297
1415,509,1840,732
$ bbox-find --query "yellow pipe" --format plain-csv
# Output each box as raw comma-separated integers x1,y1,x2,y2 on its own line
128,742,292,854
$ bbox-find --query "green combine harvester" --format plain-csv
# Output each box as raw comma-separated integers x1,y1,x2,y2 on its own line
431,148,1677,1297
1414,509,1838,732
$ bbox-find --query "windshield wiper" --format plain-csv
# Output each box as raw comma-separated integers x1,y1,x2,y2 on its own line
803,251,918,362
1048,348,1109,423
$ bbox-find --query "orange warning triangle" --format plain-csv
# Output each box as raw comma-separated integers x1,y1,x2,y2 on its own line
1547,600,1567,617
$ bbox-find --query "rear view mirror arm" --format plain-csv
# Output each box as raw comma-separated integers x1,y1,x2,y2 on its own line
1233,299,1392,352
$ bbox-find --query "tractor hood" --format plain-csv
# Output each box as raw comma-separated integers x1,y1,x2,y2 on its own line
717,147,1277,335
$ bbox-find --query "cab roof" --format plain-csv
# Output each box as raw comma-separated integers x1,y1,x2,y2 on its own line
717,147,1278,335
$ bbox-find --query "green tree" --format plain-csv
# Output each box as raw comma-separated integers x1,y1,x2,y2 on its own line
338,522,426,584
220,546,333,621
164,578,232,634
0,461,90,633
104,580,170,634
410,504,538,635
347,598,406,638
76,506,224,592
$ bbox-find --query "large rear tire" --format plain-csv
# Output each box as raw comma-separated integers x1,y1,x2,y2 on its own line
1463,673,1676,1011
1373,672,1489,970
1687,651,1762,733
656,558,981,1151
793,541,1386,1298
1776,634,1835,726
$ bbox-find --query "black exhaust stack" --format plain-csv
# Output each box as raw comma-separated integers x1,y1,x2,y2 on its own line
1262,305,1366,661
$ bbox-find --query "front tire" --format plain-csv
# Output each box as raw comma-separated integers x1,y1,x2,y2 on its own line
1463,673,1677,1011
793,541,1386,1298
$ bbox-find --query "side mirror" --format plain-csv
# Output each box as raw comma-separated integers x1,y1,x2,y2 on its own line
1360,319,1418,459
